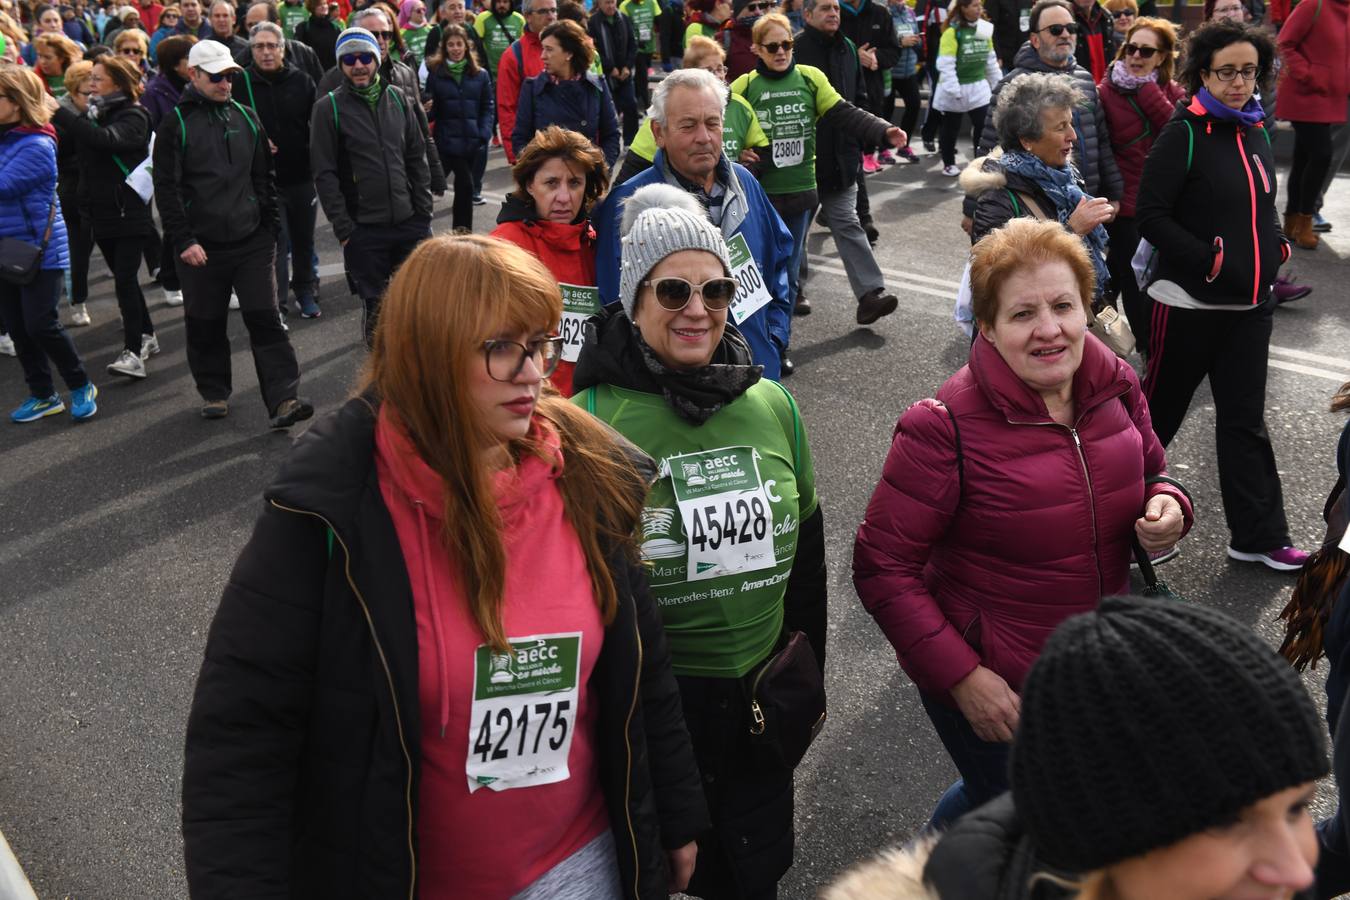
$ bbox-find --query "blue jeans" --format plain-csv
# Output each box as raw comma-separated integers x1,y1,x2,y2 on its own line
780,206,813,306
919,689,1011,832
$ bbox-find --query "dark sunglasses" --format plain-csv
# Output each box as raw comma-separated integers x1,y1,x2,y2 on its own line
370,29,396,38
340,51,376,65
1038,21,1078,35
760,38,793,53
745,1,771,9
204,69,231,82
644,276,738,311
1123,42,1158,57
1110,8,1133,17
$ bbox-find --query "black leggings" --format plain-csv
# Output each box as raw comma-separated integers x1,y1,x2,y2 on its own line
440,152,475,231
882,75,922,139
95,236,154,355
1287,121,1333,215
939,104,988,167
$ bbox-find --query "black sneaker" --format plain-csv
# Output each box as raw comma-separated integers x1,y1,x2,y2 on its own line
856,288,898,325
794,293,811,316
780,355,795,376
270,397,314,429
201,399,229,419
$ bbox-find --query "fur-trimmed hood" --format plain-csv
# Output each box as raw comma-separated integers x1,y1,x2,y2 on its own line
958,146,1008,197
822,838,942,900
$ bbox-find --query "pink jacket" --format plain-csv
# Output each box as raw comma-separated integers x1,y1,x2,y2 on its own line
852,334,1193,702
1276,0,1350,124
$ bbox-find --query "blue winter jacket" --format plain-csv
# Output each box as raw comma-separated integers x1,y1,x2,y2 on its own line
593,150,794,381
512,71,621,168
0,124,70,271
427,64,494,160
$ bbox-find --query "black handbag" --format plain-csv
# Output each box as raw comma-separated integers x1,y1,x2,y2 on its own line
747,631,827,770
0,194,58,286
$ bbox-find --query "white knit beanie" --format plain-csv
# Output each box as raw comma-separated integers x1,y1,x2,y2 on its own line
617,184,732,318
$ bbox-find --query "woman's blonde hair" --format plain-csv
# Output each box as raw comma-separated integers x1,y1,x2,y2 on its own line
970,218,1094,327
1104,0,1137,13
34,32,82,70
63,59,94,94
113,27,151,56
1114,16,1178,84
360,235,647,652
0,64,53,126
682,34,725,69
751,11,791,43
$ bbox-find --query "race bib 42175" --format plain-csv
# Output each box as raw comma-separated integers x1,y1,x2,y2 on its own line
466,633,582,794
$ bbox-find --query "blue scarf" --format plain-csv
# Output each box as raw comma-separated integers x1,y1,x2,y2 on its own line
1195,87,1266,128
999,149,1111,300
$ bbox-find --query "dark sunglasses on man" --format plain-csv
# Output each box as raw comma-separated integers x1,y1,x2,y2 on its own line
1038,22,1079,35
340,51,376,65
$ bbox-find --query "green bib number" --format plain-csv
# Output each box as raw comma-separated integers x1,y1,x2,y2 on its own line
726,232,772,325
558,283,600,363
665,446,777,582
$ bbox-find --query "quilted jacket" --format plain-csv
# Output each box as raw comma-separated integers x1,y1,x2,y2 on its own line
0,124,70,271
853,333,1192,701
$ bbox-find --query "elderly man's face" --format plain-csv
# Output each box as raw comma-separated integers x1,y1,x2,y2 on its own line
355,10,394,49
441,0,466,23
251,28,284,68
209,1,234,35
652,84,724,187
525,0,557,31
1210,0,1248,20
804,0,840,33
1029,3,1076,67
244,2,270,30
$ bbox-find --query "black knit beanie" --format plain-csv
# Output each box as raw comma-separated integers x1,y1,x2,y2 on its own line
1011,596,1328,874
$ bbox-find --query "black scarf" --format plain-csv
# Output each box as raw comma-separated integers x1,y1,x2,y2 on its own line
572,308,763,425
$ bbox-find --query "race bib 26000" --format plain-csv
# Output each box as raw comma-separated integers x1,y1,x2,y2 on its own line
466,633,582,794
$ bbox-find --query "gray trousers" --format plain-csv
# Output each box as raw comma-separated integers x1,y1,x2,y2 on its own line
1316,97,1350,214
818,183,885,300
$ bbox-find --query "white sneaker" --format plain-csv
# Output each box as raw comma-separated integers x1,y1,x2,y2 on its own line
228,292,240,310
0,334,14,356
941,164,961,177
163,288,184,306
139,334,160,360
71,303,92,326
107,348,147,379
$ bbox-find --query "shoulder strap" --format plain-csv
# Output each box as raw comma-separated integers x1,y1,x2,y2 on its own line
1121,95,1152,147
1005,188,1021,216
583,386,597,415
328,90,339,135
1183,118,1193,173
229,99,260,146
174,105,187,149
940,402,964,500
1012,189,1048,220
513,38,523,70
243,68,257,110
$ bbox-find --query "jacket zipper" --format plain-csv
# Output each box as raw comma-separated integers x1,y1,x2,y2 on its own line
622,596,643,898
1234,128,1261,306
1068,427,1102,596
268,499,418,900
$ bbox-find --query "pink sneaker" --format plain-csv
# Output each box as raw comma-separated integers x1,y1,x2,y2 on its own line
1226,545,1310,572
861,153,881,174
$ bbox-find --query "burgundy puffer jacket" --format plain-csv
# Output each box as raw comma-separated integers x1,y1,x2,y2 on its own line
853,334,1193,703
1097,72,1185,217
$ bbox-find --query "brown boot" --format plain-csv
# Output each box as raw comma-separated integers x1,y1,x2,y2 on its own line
1290,212,1320,250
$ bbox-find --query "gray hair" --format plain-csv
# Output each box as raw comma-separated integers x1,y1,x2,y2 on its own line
351,7,391,28
802,0,832,14
521,0,543,12
648,67,729,127
209,0,235,14
249,21,284,42
994,72,1083,151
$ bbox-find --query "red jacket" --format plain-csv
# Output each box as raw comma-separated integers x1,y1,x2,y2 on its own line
1097,73,1185,217
1276,0,1350,124
490,200,598,396
496,29,545,163
852,334,1193,702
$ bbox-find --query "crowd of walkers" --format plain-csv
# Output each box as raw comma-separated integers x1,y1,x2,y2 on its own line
2,0,1350,894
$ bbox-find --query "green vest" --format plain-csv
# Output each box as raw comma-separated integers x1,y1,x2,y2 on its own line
628,92,767,163
278,0,308,38
942,23,991,84
474,10,525,75
402,24,433,65
683,20,714,47
574,380,817,678
620,0,659,54
730,64,841,196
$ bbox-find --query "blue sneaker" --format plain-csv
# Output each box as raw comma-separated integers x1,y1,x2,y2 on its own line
70,382,98,421
298,292,321,318
11,394,65,423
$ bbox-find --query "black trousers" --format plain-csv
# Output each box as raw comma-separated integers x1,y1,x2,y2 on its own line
634,51,652,110
176,228,300,414
938,104,987,167
0,268,89,398
439,151,476,231
1143,302,1291,552
1287,121,1334,215
95,235,155,355
1105,215,1153,356
343,215,431,345
60,191,95,304
276,180,320,306
677,673,793,900
608,73,640,145
883,75,922,138
920,63,942,143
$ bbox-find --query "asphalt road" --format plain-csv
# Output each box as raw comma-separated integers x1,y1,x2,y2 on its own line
2,143,1349,899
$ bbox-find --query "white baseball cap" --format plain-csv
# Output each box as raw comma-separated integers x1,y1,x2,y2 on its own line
187,40,243,74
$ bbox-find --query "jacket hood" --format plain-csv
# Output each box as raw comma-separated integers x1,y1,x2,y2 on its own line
496,192,596,240
7,123,58,140
968,325,1130,425
178,84,230,109
496,191,537,224
924,794,1076,899
822,839,941,900
264,396,382,532
959,148,1005,195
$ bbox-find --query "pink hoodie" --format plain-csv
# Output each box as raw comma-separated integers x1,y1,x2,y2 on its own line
374,408,608,898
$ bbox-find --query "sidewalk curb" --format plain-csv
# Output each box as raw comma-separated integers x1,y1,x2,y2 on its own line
0,829,38,900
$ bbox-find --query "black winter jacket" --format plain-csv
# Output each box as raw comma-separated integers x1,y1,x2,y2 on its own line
589,9,638,75
51,96,155,240
310,80,434,242
977,42,1122,200
237,63,317,186
152,87,279,252
984,0,1030,68
925,795,1074,900
426,63,494,159
181,396,711,899
295,15,342,70
794,25,886,193
959,153,1057,243
1135,100,1289,307
838,0,900,113
317,59,447,193
233,38,326,87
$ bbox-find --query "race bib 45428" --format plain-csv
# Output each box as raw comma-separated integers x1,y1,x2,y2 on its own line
466,633,582,794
